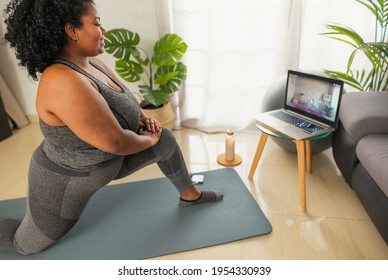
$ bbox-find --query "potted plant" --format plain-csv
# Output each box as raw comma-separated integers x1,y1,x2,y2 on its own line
104,29,188,128
321,0,388,92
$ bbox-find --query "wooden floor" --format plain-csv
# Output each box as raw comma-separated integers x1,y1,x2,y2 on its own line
0,123,387,259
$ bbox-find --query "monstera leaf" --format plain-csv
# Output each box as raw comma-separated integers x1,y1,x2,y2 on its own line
152,34,188,66
155,62,187,93
104,29,140,61
139,85,170,107
115,59,143,83
104,29,188,107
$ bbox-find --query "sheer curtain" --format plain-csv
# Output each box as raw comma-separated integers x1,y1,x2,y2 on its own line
155,0,374,132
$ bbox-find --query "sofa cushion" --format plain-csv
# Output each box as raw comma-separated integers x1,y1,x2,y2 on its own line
339,92,388,142
356,134,388,198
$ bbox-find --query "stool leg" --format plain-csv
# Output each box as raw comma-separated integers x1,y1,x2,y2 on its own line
248,133,269,179
295,140,307,212
306,140,312,174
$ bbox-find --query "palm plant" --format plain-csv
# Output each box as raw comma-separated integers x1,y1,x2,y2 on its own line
104,29,188,108
321,0,388,92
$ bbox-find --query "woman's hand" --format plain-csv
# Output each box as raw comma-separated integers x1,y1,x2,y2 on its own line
138,126,162,147
139,117,162,133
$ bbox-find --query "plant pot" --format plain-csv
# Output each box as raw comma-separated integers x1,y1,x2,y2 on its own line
140,100,175,130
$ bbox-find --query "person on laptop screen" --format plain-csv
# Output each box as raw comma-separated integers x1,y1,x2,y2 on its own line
254,70,344,140
286,73,341,123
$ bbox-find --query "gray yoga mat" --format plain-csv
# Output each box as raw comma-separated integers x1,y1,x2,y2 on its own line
0,168,272,260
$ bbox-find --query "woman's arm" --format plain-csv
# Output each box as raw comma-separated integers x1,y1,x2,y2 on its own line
37,65,161,156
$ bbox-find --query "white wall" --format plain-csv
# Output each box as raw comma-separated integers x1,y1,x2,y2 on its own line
0,0,159,115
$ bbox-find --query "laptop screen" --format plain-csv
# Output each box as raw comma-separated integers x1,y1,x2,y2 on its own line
284,70,344,127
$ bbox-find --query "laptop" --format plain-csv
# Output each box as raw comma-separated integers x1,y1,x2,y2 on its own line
253,70,344,140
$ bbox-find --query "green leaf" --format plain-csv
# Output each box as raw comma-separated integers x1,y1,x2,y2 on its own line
104,29,140,61
321,24,364,46
154,71,180,86
152,34,188,66
139,85,170,107
356,42,388,71
321,0,388,92
155,62,187,93
324,70,365,91
115,59,143,83
356,0,388,27
104,29,188,105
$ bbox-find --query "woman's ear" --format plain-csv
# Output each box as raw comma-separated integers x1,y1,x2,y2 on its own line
64,23,78,42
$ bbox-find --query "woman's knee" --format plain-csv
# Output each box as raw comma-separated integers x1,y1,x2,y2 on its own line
153,128,179,158
13,215,57,255
117,128,180,178
160,127,176,143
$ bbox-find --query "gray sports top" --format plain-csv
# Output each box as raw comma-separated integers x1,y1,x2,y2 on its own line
39,58,141,171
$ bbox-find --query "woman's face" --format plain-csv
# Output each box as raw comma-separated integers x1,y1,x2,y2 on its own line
74,3,106,56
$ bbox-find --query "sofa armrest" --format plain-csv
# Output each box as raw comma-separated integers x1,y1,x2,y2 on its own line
339,92,388,142
332,121,358,185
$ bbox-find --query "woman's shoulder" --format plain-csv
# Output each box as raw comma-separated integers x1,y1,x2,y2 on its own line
42,62,78,79
38,62,96,103
40,62,88,88
36,60,104,125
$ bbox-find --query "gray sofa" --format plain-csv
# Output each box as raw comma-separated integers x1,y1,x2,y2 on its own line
332,91,388,244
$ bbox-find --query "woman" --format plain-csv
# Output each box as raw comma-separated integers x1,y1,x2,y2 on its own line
0,0,222,255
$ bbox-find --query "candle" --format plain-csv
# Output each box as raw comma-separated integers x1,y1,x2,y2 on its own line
225,129,235,161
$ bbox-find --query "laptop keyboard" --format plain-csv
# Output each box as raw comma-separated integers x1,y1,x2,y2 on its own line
271,111,325,134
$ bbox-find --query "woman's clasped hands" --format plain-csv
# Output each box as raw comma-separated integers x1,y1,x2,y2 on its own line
140,117,162,133
139,117,162,145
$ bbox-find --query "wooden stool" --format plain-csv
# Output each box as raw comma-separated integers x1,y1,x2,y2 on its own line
248,125,313,212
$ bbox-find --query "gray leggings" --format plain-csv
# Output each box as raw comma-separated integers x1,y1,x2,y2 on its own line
0,128,192,255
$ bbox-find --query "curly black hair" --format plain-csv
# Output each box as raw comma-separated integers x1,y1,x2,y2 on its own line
3,0,95,80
